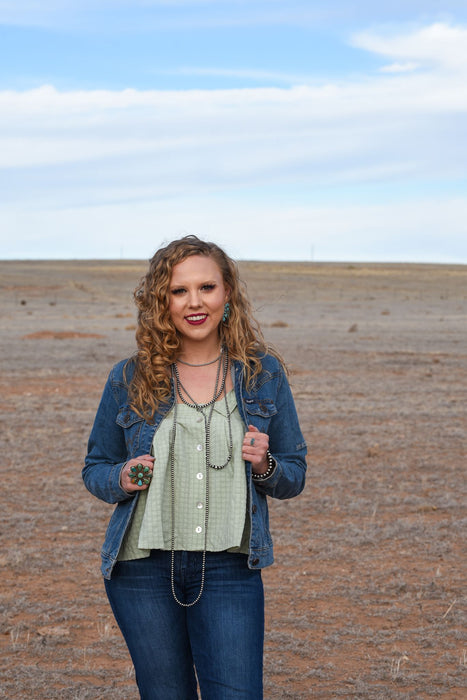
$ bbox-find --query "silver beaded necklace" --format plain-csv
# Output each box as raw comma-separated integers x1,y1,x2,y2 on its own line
169,346,233,606
176,351,222,367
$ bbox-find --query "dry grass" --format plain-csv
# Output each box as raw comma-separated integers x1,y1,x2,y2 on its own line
0,260,466,699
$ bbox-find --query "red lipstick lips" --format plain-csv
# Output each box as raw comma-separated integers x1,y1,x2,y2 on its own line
185,314,208,326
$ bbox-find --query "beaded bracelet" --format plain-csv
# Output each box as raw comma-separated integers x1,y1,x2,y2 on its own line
252,450,277,481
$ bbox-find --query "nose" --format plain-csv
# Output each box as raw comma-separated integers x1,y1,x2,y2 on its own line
188,290,202,308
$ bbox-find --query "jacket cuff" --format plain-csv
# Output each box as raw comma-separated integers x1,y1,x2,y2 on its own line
112,462,135,501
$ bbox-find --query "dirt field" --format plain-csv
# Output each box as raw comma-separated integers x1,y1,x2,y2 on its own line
0,259,465,699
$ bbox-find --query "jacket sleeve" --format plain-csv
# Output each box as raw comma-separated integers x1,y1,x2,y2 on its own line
82,367,135,505
254,366,307,500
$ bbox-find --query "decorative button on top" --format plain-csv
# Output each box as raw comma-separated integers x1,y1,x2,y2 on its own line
197,502,203,509
196,444,203,452
196,472,204,480
195,526,202,534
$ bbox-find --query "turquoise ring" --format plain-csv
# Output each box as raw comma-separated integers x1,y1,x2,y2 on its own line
129,463,152,486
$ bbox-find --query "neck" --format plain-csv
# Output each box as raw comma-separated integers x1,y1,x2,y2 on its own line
178,341,222,366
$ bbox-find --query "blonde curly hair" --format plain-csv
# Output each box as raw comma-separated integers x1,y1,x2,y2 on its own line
128,234,284,419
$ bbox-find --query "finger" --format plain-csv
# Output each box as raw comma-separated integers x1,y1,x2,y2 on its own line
242,440,268,459
245,427,268,444
126,459,154,488
128,456,154,472
131,454,154,465
244,424,260,447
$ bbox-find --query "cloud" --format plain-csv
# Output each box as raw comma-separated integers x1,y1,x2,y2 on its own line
352,22,467,70
2,2,467,32
0,1,341,30
1,21,467,261
379,62,419,73
164,66,313,85
1,20,467,189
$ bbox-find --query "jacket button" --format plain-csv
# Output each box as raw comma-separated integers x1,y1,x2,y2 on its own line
252,505,257,514
252,558,260,566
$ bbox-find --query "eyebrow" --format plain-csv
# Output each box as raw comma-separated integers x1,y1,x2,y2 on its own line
170,279,218,288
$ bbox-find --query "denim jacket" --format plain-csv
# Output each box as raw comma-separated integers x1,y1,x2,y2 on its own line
83,353,307,579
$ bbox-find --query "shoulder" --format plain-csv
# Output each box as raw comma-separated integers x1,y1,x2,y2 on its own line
256,352,284,374
234,350,286,375
235,351,286,394
108,356,137,385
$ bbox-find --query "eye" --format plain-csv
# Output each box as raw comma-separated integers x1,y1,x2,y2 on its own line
202,283,216,291
171,287,186,295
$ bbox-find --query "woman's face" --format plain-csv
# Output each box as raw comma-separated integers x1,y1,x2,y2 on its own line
168,254,229,347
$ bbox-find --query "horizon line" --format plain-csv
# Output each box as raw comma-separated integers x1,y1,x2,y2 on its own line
1,258,466,267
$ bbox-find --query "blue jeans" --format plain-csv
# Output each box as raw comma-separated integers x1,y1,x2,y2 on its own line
105,550,264,699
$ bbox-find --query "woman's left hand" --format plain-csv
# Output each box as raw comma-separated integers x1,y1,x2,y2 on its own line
242,424,269,474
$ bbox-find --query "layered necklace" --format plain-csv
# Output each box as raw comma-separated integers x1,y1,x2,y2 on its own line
169,345,233,606
176,351,222,367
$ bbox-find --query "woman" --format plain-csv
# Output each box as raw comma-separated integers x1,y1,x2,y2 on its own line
83,235,307,699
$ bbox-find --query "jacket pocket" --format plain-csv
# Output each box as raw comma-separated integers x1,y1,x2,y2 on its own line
244,398,277,419
116,405,143,427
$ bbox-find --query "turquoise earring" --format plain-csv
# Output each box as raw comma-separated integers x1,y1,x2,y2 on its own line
222,302,230,323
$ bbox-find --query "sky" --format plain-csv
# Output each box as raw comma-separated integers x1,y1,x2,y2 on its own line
1,1,467,263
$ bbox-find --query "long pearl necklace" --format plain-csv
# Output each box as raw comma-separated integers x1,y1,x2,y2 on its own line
169,346,233,606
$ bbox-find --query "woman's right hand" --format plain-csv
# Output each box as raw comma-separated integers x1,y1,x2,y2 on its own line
120,454,155,493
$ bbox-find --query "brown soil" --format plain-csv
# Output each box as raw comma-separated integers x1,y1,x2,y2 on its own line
0,260,465,699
